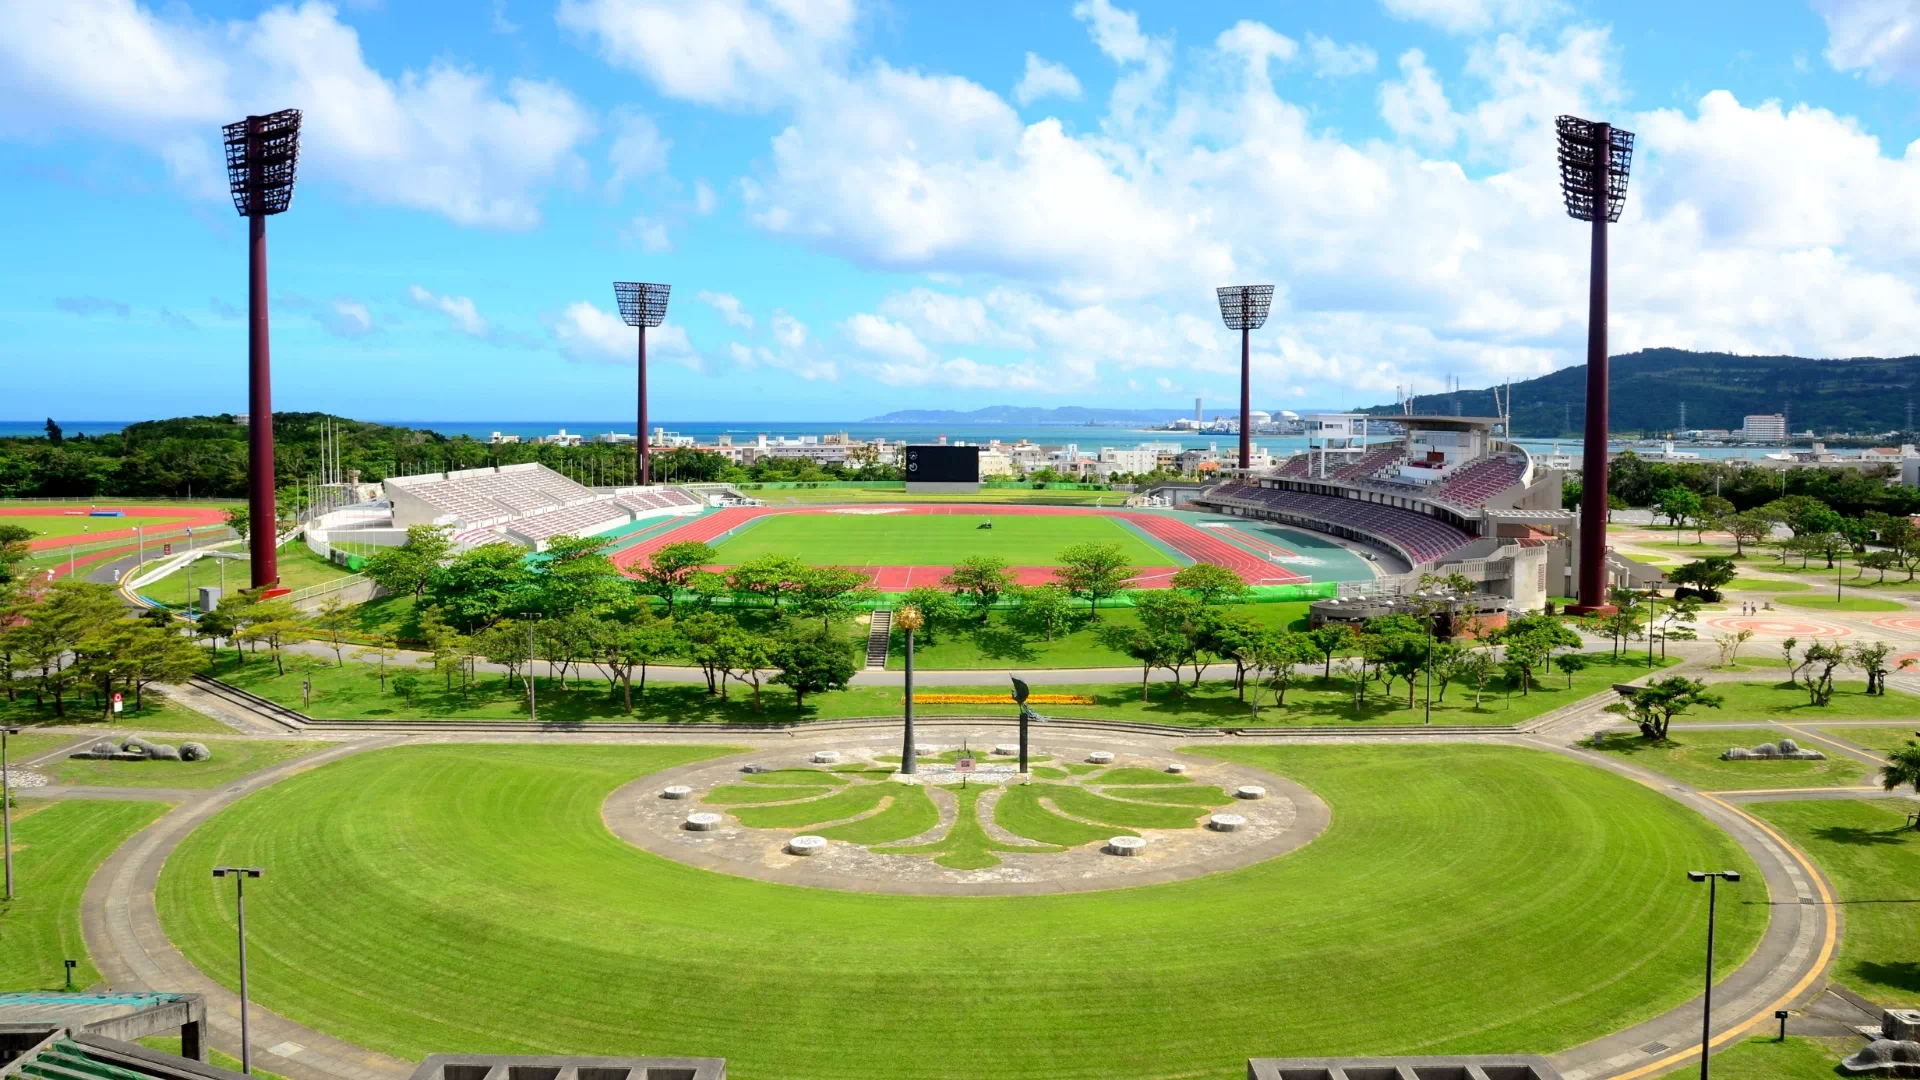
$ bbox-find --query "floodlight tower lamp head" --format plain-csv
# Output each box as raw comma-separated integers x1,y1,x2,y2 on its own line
1555,114,1635,223
222,109,303,217
1215,284,1275,331
212,867,264,879
613,282,672,328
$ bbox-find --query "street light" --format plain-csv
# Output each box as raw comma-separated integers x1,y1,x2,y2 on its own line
1687,869,1741,1080
2,726,18,900
224,108,302,591
613,282,671,487
1215,285,1275,471
212,866,265,1074
1557,114,1635,616
895,605,923,775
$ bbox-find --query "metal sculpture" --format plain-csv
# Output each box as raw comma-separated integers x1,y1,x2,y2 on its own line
1010,675,1049,775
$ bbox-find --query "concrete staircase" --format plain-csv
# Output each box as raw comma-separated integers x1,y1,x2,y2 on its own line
865,609,893,670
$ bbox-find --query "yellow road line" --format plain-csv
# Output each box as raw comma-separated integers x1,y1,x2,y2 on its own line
1608,794,1838,1079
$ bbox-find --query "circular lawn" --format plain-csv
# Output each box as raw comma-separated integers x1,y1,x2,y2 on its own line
156,742,1764,1080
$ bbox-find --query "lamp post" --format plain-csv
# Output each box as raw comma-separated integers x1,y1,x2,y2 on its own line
223,109,302,590
613,282,671,487
525,614,543,722
1687,869,1740,1080
2,726,18,900
1556,115,1636,615
1214,285,1275,471
212,866,264,1074
896,605,923,775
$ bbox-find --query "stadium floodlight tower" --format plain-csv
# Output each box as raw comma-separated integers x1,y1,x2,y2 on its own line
1215,285,1275,470
223,109,302,590
1557,114,1636,615
614,282,672,486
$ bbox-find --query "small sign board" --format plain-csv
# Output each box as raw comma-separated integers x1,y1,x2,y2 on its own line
163,542,173,555
955,756,976,774
112,692,123,714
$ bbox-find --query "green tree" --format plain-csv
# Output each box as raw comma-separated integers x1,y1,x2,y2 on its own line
1007,583,1075,642
426,543,538,630
537,534,631,615
1654,486,1701,530
5,581,130,717
943,556,1016,621
1669,556,1737,601
1094,619,1186,702
1798,641,1848,707
770,628,858,712
1623,676,1723,739
728,554,807,614
637,540,717,615
311,594,355,666
1881,742,1920,807
1306,624,1355,679
1452,649,1497,709
1132,589,1213,687
1054,541,1134,620
1697,494,1735,542
789,566,877,631
223,505,251,545
1168,562,1248,606
364,524,452,600
1724,510,1772,557
1552,651,1589,688
897,586,963,646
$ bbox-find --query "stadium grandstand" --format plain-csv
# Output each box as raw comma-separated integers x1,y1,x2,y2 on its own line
368,463,699,551
1197,414,1652,603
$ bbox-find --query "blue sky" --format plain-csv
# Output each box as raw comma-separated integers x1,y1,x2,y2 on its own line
6,0,1920,423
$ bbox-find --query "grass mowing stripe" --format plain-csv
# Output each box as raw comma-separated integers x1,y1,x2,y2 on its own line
994,783,1132,847
156,743,1764,1080
730,783,892,829
817,785,940,844
3,799,171,992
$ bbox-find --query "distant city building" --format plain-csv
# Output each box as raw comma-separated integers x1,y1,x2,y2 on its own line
487,431,521,445
533,429,583,446
1741,414,1787,441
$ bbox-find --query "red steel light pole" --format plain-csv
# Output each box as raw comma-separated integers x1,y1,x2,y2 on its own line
1557,115,1636,615
223,110,302,590
613,282,671,486
1215,284,1275,470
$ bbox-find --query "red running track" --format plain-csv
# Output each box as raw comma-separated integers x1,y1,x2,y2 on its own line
608,504,1303,589
5,505,229,552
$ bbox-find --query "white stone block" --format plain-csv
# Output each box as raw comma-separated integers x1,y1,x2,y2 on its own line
1087,751,1115,764
1209,813,1246,832
993,744,1019,755
788,835,827,856
661,785,693,800
1165,763,1187,774
1107,836,1146,856
685,812,723,832
1235,785,1266,800
811,750,842,764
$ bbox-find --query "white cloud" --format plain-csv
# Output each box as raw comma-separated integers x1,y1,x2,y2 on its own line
842,313,930,361
556,0,857,109
1014,52,1082,106
1379,49,1458,147
1816,0,1920,84
627,215,673,251
1306,33,1377,77
407,284,490,337
1215,21,1298,88
607,109,670,190
1072,0,1151,64
0,0,594,228
771,310,810,349
552,301,699,367
693,178,719,213
729,340,838,380
320,299,375,339
698,290,755,329
1378,0,1566,35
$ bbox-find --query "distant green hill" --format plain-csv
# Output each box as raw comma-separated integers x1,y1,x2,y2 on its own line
1360,348,1920,437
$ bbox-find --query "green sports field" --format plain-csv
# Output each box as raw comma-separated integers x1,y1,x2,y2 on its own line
8,512,195,542
708,511,1177,567
157,742,1763,1079
4,799,172,992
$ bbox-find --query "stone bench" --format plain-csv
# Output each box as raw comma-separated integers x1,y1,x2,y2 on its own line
1209,813,1246,832
788,835,827,856
684,813,723,832
1087,752,1115,764
1235,786,1266,800
1106,836,1146,856
661,786,692,800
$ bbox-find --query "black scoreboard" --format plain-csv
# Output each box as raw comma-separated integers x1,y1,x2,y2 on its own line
904,445,979,483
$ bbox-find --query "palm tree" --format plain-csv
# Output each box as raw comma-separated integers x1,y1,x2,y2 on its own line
1882,743,1920,827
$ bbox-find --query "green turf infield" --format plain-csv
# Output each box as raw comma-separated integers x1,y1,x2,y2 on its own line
707,510,1177,568
157,742,1763,1079
6,511,196,542
3,799,172,991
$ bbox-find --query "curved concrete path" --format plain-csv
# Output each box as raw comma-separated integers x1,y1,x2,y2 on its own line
62,710,1859,1080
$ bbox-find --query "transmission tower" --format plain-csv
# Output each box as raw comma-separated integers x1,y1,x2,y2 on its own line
1677,401,1686,431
